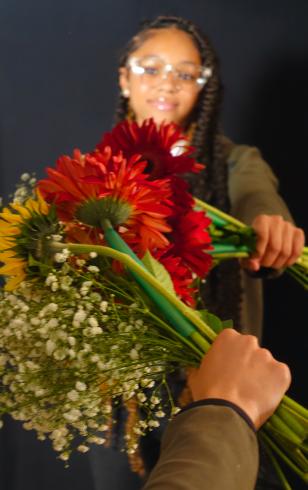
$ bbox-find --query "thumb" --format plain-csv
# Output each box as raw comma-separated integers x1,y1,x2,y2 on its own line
241,258,261,271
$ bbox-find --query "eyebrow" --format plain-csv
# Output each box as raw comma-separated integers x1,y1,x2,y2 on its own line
136,55,201,65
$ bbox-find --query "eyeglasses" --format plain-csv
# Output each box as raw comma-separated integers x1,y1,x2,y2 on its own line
127,56,212,90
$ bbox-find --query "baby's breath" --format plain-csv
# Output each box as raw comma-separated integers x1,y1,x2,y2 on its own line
0,264,198,460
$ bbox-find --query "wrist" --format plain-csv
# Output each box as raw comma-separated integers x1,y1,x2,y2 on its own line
192,391,260,430
181,398,257,433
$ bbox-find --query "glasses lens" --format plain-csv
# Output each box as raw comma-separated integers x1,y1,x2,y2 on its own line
175,63,210,87
130,57,164,83
129,57,210,89
174,63,201,83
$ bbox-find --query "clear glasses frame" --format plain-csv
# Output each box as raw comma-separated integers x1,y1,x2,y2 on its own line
127,56,212,89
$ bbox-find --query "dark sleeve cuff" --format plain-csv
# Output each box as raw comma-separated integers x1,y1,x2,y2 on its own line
180,398,256,434
245,266,282,279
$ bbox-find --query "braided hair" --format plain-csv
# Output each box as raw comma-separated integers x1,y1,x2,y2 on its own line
114,15,242,328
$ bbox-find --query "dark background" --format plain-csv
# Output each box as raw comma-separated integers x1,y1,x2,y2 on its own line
0,1,307,489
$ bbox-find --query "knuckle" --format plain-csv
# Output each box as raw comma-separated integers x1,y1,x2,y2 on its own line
262,215,282,227
255,214,267,224
243,334,259,348
273,215,283,223
259,347,273,361
278,362,292,385
268,243,280,255
296,227,305,244
278,248,290,260
220,328,237,340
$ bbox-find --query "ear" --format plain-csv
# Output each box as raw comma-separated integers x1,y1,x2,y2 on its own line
119,67,130,98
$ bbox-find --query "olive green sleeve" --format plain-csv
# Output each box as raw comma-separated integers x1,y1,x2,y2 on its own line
142,405,259,490
227,143,293,225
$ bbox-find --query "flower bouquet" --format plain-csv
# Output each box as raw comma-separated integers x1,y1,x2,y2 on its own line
194,198,308,290
0,119,307,488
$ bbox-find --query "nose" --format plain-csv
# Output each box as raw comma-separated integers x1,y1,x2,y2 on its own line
157,71,180,92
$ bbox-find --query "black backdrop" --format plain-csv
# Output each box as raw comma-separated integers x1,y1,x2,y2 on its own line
0,1,307,489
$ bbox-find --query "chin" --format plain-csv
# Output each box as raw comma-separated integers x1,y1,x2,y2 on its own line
147,113,180,126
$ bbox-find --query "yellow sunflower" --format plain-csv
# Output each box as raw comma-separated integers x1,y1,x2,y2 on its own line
0,191,51,291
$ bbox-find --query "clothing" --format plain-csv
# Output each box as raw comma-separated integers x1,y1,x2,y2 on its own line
143,400,259,490
225,140,293,339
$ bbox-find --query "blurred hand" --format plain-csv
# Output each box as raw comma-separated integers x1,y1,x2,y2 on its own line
188,329,291,429
241,214,305,272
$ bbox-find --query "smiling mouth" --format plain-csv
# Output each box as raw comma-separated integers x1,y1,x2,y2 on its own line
148,98,178,111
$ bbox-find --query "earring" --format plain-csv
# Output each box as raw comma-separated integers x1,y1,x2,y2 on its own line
122,88,130,98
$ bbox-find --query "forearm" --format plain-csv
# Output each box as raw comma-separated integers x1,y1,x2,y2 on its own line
143,403,259,490
227,145,293,225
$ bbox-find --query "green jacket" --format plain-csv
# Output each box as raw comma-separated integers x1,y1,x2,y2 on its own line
226,141,293,338
143,403,258,490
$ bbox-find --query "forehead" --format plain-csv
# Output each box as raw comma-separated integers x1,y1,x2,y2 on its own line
131,28,201,65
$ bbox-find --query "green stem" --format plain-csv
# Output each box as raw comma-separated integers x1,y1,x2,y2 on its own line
195,198,307,270
265,414,303,445
261,429,307,482
259,434,293,490
281,406,308,429
51,241,216,344
211,244,251,254
276,406,308,441
264,426,308,473
209,252,249,260
203,209,229,228
145,310,204,359
194,197,247,229
102,224,211,352
282,396,308,420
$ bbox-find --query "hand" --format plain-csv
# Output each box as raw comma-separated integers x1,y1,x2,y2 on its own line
187,329,291,429
242,214,305,272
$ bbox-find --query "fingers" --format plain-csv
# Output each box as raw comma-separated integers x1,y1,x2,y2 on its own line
187,329,292,429
244,215,305,271
286,227,305,267
270,220,293,269
274,361,292,391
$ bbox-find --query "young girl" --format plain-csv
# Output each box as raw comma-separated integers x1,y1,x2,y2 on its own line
90,15,304,490
115,15,304,340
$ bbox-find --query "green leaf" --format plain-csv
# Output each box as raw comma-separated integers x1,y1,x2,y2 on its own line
27,254,53,275
141,251,176,297
196,310,224,334
195,311,233,333
222,319,233,329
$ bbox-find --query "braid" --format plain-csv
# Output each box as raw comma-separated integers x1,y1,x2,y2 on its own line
113,15,242,328
114,94,129,125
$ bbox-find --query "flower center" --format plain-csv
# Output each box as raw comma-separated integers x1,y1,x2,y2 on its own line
76,197,133,229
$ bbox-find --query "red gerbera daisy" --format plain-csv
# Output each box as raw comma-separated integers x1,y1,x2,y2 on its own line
169,210,213,277
38,147,174,256
97,118,204,180
156,252,197,306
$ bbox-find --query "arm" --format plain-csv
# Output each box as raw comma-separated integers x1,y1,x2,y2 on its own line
143,329,291,490
142,402,258,490
227,143,292,224
227,142,304,271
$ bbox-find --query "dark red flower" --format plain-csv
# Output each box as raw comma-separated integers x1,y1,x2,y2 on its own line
97,118,204,180
157,253,197,306
169,210,213,277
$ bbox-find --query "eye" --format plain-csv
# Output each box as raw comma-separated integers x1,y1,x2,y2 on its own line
177,71,195,82
143,66,159,76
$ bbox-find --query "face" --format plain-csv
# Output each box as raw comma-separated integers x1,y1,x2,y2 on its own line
119,28,203,127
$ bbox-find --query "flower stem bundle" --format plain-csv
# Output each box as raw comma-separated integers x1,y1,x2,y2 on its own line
0,119,307,488
194,197,308,290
